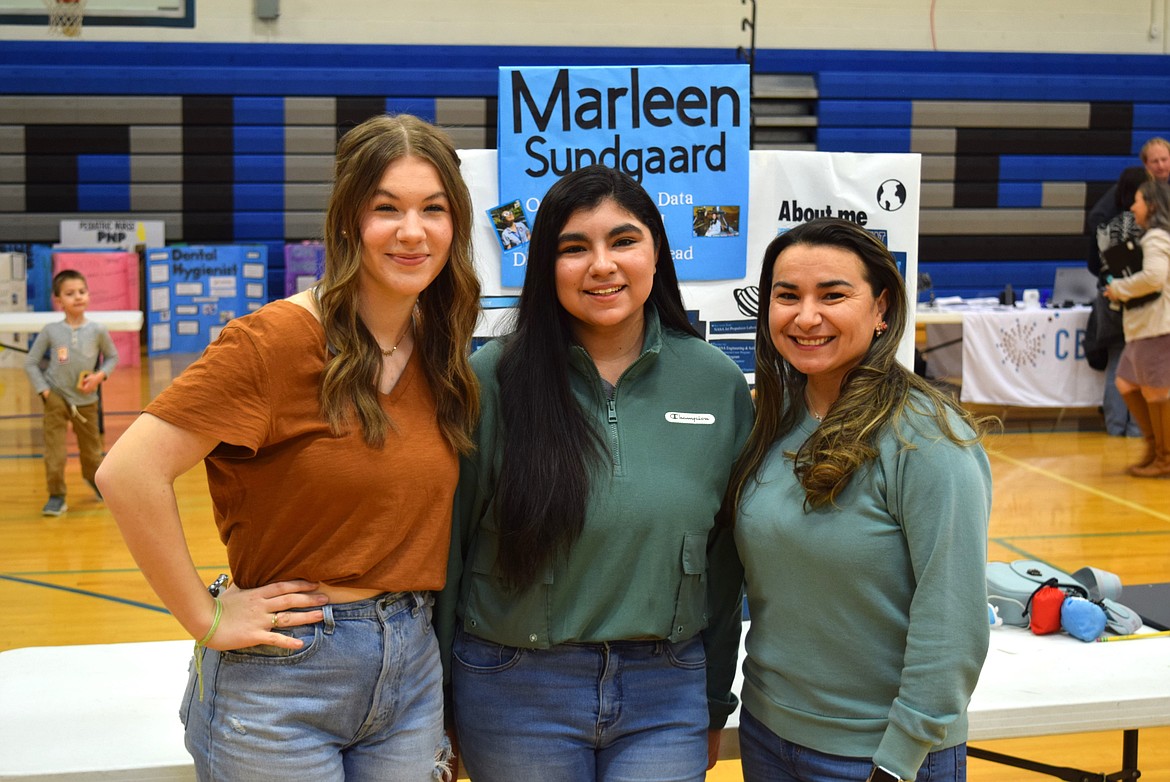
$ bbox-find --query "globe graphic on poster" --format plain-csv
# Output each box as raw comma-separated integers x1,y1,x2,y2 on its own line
876,179,906,212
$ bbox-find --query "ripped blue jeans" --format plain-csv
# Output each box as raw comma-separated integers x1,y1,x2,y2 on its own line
181,591,451,781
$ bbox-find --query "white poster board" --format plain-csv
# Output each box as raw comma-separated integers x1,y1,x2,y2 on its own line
462,149,921,379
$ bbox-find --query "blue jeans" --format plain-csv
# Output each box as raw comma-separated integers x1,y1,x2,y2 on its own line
181,592,450,781
452,627,709,782
739,709,966,782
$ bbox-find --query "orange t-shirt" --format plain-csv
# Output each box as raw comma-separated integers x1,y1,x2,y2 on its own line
146,301,457,591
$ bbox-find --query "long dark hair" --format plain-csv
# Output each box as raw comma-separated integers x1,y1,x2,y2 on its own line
1114,166,1149,212
318,114,480,453
723,218,986,519
494,164,698,590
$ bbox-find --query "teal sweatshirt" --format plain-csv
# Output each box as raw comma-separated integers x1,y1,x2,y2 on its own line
437,310,754,728
734,396,991,779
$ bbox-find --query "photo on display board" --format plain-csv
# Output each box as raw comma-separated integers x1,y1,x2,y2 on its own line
488,200,533,251
692,205,740,238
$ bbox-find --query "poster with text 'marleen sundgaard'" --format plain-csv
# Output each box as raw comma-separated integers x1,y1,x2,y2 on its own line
495,63,751,288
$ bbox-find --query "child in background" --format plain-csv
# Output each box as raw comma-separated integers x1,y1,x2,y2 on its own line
24,269,118,516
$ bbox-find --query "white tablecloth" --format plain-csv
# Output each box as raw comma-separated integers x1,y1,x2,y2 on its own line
959,308,1102,406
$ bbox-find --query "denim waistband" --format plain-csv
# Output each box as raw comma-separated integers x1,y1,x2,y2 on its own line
286,590,428,623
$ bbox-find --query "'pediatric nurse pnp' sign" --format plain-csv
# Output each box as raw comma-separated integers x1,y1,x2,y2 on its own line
496,64,750,287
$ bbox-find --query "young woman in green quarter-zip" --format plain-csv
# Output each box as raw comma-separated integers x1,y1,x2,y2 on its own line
437,164,753,782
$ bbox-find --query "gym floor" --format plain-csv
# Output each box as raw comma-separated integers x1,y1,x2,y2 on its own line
1,357,1167,781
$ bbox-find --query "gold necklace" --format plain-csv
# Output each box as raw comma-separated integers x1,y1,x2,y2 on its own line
379,317,413,357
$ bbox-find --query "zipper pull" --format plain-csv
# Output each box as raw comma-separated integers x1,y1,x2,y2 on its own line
607,399,617,424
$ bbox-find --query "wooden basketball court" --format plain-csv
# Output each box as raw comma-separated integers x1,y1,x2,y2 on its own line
1,356,1167,781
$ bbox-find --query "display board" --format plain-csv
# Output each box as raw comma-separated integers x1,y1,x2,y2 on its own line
145,245,267,355
52,251,141,367
496,64,750,287
0,252,28,368
284,242,325,298
463,148,922,378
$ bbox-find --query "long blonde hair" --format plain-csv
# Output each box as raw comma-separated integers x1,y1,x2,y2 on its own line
318,114,480,452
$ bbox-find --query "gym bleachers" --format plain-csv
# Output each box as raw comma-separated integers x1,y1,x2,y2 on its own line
2,44,1170,300
773,49,1170,300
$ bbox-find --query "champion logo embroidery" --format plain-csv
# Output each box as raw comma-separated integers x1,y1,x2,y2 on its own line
665,412,715,425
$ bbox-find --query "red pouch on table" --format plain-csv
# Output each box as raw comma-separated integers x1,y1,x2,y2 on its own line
1027,581,1065,635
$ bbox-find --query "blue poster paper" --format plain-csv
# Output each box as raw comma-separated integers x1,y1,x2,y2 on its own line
497,64,750,287
146,245,268,354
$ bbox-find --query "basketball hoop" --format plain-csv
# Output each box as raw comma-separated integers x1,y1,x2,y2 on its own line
43,0,87,38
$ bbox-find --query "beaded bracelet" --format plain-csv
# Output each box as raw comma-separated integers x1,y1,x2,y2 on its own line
193,596,223,702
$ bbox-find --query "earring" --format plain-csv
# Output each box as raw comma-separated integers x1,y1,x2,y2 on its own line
874,321,889,336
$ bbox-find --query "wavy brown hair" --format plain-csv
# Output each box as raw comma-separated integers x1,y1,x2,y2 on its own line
723,218,990,519
317,114,480,452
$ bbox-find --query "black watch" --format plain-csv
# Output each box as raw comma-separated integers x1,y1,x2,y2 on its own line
866,766,903,782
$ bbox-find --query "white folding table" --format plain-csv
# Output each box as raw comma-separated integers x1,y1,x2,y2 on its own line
724,623,1170,781
2,624,1168,780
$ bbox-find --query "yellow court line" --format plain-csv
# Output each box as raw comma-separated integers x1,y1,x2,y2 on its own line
987,449,1170,524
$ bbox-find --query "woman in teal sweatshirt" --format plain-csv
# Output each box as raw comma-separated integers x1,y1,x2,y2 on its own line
723,218,993,782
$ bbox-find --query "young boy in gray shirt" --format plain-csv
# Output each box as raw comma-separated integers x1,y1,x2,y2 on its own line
24,269,119,516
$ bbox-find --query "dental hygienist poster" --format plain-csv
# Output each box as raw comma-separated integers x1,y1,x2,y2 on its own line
496,64,750,287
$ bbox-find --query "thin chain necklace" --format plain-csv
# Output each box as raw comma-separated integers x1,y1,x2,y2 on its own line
379,315,413,357
804,391,824,422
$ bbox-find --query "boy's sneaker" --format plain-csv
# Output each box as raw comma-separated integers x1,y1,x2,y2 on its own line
85,478,103,501
42,496,67,516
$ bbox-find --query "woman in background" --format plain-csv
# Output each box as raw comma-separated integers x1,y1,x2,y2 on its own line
439,164,752,782
1089,165,1148,437
97,114,480,781
1104,178,1170,477
725,218,992,782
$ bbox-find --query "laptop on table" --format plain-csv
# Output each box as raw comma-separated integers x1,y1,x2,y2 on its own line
1050,266,1098,307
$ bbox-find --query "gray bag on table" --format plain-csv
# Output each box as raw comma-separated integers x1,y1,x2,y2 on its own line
986,560,1143,635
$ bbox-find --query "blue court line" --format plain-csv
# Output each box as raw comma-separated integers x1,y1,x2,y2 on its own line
0,573,171,614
